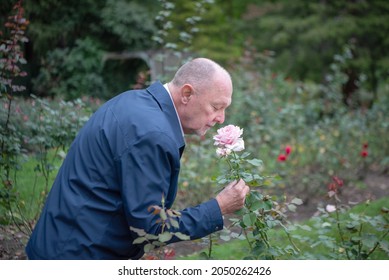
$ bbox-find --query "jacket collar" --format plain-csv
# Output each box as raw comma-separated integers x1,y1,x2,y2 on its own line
147,81,186,152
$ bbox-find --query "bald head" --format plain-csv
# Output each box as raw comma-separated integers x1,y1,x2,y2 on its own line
170,58,232,92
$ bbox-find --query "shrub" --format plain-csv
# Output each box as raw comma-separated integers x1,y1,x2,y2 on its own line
32,37,108,100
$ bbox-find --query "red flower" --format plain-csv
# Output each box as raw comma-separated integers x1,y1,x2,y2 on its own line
328,183,337,192
360,142,368,158
164,248,176,260
277,154,287,161
285,145,292,155
332,176,343,187
328,176,344,193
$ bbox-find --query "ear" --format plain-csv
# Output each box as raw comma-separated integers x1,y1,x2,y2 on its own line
180,84,194,105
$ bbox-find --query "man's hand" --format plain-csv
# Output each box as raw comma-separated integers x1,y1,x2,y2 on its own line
215,179,250,215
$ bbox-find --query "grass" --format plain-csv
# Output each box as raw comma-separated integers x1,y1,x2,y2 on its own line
179,197,389,260
0,149,62,224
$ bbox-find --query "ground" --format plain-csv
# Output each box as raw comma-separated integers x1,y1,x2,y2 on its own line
1,171,388,260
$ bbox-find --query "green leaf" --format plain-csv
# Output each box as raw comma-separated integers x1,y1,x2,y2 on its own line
379,240,389,254
264,200,273,210
151,241,164,247
169,218,179,229
133,237,146,244
361,234,379,248
19,58,27,64
130,226,146,236
250,191,263,200
158,231,173,243
349,213,360,221
219,235,230,241
250,200,264,211
240,172,254,182
246,158,263,166
298,225,312,231
240,152,251,158
243,213,257,227
174,232,190,241
143,243,154,253
217,177,229,184
287,204,297,212
381,207,389,213
291,197,303,205
160,208,167,220
145,234,159,240
351,236,361,244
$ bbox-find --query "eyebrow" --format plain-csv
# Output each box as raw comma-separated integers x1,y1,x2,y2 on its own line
213,99,231,108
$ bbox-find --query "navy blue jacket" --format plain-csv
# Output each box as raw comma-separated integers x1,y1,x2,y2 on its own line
26,82,223,259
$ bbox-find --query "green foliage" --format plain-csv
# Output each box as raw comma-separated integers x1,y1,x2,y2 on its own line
2,0,388,103
101,0,158,50
23,0,158,99
242,0,389,94
24,0,106,55
181,197,389,260
153,0,217,59
289,192,389,260
0,95,90,233
32,38,108,100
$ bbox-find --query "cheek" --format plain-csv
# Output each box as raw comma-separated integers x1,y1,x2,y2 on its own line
201,109,215,122
189,102,214,124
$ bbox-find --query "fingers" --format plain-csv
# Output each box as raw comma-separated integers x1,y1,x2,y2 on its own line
215,178,250,215
233,179,250,196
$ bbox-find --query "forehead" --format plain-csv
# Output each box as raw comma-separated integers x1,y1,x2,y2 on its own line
211,94,232,107
206,86,232,107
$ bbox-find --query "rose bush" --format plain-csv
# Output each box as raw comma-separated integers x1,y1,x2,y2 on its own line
207,124,301,260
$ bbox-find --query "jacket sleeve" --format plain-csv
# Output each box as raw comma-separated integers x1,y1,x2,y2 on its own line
117,131,223,242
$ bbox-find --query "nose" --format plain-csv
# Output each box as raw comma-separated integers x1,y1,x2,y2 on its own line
215,110,225,124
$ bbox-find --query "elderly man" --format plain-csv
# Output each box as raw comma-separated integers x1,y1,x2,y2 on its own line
26,57,249,259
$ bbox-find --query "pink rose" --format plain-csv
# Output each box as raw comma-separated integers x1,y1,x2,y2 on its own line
213,125,244,147
213,125,245,157
225,138,245,152
325,204,336,213
216,147,232,157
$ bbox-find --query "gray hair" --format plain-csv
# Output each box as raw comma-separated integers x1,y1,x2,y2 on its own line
171,58,230,91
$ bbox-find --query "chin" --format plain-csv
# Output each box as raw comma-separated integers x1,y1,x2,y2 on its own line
198,127,211,136
185,126,211,136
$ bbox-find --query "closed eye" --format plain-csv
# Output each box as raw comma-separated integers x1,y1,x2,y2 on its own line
212,104,223,111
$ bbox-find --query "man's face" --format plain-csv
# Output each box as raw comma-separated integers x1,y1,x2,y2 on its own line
180,83,232,136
